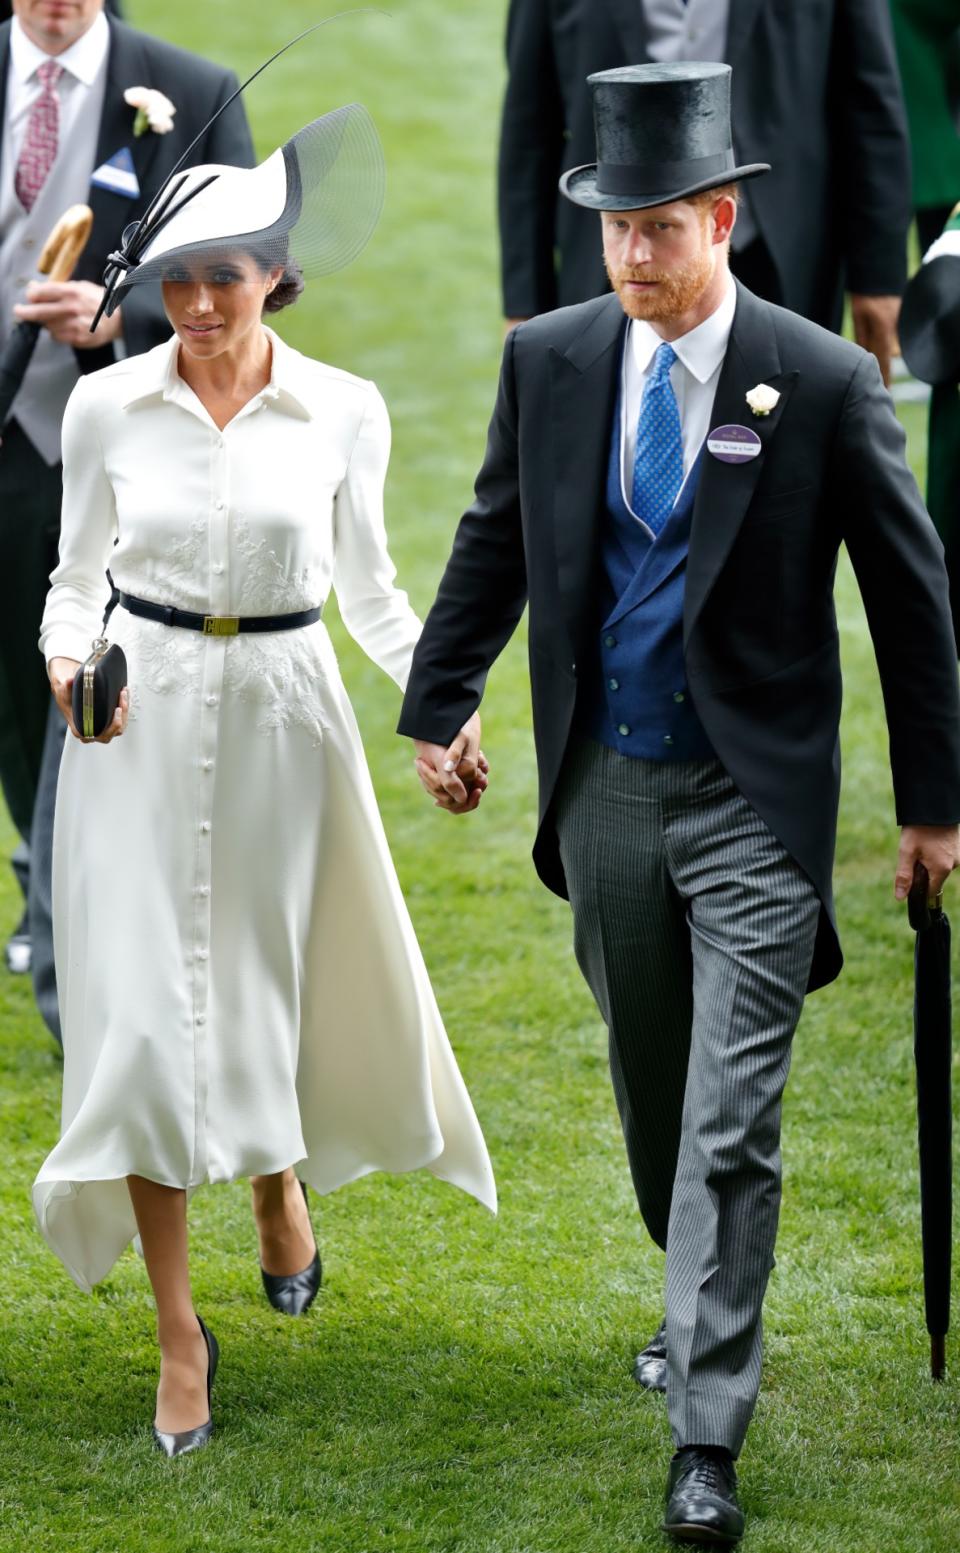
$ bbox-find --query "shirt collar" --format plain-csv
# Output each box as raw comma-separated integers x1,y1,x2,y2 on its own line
122,327,314,419
10,10,110,87
628,275,737,385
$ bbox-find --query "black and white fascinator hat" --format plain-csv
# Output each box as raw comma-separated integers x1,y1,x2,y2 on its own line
92,16,385,329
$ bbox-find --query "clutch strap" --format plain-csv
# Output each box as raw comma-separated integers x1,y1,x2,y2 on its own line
118,591,322,636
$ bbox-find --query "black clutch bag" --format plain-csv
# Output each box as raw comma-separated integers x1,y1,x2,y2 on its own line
71,638,128,739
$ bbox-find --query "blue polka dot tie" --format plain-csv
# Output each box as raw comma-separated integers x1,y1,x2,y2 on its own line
632,341,683,537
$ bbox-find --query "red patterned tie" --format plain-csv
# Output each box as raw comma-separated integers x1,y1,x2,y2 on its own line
14,59,63,212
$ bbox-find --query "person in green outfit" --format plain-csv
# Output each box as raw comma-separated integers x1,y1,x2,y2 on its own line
890,0,960,251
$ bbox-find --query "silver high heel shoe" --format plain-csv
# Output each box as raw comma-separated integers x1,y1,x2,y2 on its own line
152,1315,219,1458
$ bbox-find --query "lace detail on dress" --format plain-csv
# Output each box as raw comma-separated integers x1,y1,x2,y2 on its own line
225,635,330,746
139,517,210,610
124,624,203,722
232,516,321,614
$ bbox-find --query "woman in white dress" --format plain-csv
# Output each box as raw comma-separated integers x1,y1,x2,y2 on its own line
33,108,495,1457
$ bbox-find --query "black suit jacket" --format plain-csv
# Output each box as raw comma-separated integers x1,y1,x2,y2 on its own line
0,15,255,372
398,283,960,992
498,0,912,326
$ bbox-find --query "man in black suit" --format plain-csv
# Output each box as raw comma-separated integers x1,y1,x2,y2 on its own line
401,64,960,1544
498,0,910,383
0,0,254,1034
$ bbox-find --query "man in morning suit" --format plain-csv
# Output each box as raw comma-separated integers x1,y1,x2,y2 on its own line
0,0,253,1037
497,0,909,384
400,64,960,1544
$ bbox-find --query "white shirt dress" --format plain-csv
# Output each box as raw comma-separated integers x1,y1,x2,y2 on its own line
33,329,496,1291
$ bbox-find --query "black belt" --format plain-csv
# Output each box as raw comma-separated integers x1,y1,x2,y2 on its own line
118,592,322,637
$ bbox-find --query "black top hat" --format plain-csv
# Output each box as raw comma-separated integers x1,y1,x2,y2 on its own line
900,213,960,386
560,63,770,211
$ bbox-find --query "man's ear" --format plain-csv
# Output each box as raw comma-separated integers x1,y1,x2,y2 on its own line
712,194,737,247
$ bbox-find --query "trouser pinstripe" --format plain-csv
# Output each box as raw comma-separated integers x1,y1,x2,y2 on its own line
554,740,819,1455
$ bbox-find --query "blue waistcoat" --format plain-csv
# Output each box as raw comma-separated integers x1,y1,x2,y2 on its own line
583,383,715,761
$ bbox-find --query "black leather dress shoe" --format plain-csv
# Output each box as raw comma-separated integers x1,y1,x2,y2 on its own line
633,1316,667,1392
153,1315,219,1459
663,1446,744,1545
260,1181,322,1316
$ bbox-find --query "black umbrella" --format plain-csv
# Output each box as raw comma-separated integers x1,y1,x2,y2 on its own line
907,861,953,1380
0,204,93,434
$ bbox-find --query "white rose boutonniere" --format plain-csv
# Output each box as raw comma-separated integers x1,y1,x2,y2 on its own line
745,382,780,417
124,87,176,137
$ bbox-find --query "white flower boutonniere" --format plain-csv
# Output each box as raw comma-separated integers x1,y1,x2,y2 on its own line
124,87,176,137
745,382,780,417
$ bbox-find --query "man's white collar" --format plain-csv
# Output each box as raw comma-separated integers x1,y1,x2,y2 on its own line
628,276,737,385
10,9,110,87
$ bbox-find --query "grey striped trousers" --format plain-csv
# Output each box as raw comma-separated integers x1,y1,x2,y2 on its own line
554,740,819,1455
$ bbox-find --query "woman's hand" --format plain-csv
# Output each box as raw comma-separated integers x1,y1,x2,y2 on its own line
48,656,129,743
413,712,489,814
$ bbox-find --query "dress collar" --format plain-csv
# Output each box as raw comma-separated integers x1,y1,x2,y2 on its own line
628,275,737,385
122,327,314,420
10,10,110,88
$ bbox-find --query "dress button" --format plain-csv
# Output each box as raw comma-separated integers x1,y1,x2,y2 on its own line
205,694,218,707
196,1012,206,1024
215,500,224,511
663,734,674,746
217,437,225,449
618,723,630,737
195,948,209,960
604,634,617,648
212,563,225,575
201,758,214,771
200,821,211,833
197,885,211,897
608,678,619,692
673,692,685,704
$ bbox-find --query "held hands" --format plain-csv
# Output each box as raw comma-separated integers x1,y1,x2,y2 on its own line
14,281,121,348
413,712,489,814
48,656,129,744
895,824,960,903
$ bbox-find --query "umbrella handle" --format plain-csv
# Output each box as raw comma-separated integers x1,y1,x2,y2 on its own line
908,862,943,932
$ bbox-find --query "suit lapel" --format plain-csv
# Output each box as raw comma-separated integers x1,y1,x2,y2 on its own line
684,283,797,640
550,296,625,643
0,23,12,187
86,21,163,266
725,0,766,67
607,453,703,627
605,0,648,58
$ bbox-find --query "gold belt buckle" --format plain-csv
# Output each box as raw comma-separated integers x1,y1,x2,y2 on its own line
202,615,240,637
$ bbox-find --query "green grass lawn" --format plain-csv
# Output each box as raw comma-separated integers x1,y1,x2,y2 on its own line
1,4,958,1550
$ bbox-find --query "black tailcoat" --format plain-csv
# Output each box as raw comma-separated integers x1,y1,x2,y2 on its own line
497,0,911,324
398,285,960,992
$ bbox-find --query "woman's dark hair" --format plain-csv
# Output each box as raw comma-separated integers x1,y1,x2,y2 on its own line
263,258,305,313
240,241,305,313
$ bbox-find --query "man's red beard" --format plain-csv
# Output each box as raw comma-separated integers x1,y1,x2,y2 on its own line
605,242,714,321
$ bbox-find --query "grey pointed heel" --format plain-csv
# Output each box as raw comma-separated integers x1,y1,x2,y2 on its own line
152,1315,219,1459
260,1180,322,1316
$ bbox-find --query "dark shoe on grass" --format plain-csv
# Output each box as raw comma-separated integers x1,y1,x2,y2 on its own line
632,1316,667,1392
663,1446,744,1545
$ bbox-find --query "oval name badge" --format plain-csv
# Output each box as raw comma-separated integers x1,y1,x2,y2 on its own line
707,424,763,464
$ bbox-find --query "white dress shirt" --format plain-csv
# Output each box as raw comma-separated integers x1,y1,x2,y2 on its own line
0,12,110,463
619,276,737,531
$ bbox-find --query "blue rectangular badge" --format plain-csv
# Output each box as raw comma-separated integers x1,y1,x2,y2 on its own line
90,147,140,200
